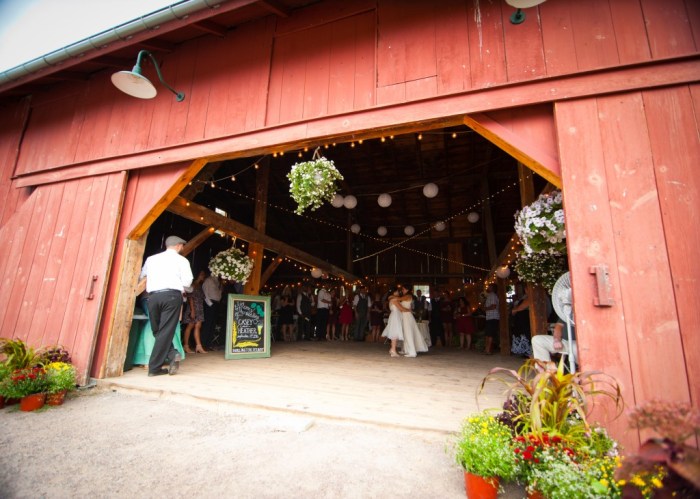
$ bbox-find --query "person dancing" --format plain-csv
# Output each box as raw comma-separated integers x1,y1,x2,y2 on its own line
397,284,430,357
381,289,405,357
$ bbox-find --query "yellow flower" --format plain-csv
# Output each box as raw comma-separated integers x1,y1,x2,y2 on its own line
631,475,645,487
651,477,663,489
600,479,609,488
618,479,626,486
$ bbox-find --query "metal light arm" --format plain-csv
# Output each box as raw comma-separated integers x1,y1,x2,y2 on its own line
134,50,185,101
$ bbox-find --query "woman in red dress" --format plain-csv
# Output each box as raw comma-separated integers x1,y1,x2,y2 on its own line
455,297,475,350
338,295,354,341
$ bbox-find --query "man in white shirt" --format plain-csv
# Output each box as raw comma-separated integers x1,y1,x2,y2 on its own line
201,272,223,348
139,235,193,377
315,284,332,340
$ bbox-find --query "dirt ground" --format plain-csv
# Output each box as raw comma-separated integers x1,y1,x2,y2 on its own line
0,387,484,499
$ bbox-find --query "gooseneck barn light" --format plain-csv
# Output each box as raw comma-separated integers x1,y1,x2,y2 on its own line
111,50,185,101
506,0,547,25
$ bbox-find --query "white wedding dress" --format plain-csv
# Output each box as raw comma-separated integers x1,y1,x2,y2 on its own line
381,301,404,341
400,300,430,357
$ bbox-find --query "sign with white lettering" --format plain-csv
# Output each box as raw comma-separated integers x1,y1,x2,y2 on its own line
225,294,271,359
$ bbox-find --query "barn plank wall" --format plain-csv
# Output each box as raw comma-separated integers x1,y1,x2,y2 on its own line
0,172,125,385
555,86,699,449
9,0,700,180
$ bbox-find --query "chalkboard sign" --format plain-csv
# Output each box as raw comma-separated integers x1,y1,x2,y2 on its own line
225,294,271,359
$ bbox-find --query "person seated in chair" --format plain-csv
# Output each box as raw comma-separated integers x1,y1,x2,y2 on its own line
532,319,577,365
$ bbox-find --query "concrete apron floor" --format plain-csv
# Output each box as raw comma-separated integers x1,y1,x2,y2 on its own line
98,340,524,435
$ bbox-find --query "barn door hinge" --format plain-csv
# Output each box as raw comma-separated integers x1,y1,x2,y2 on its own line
589,265,614,307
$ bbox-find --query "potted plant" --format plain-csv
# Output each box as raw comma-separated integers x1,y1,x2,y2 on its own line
615,400,700,497
0,361,10,408
0,337,41,371
208,246,254,285
45,361,77,406
0,366,49,411
38,345,72,365
287,150,344,214
453,413,517,498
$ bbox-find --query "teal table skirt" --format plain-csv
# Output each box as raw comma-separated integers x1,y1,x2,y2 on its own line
132,315,186,366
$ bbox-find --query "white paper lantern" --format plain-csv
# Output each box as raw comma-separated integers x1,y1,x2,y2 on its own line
343,195,357,209
422,182,439,198
350,223,361,234
467,211,480,223
404,225,415,236
331,194,345,208
495,265,511,279
311,267,323,278
377,193,392,208
377,226,387,236
434,221,446,232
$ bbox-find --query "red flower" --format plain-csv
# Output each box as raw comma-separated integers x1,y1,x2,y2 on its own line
523,451,533,460
552,436,562,444
514,448,521,454
526,445,535,452
534,458,540,464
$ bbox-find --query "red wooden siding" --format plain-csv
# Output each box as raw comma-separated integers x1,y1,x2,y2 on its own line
0,173,125,384
10,0,698,180
0,100,30,225
555,86,698,447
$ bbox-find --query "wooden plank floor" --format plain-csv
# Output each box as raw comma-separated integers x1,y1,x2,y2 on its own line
98,341,524,434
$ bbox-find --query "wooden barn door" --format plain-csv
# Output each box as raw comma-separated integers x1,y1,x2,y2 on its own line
555,85,699,447
0,172,126,385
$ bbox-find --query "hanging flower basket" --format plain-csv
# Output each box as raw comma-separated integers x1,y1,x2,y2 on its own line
514,190,566,256
513,190,568,290
208,246,254,285
287,149,344,215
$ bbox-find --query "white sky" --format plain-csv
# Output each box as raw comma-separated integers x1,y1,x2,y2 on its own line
0,0,176,72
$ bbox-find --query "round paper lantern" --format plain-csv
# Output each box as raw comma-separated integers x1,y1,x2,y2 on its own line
495,265,511,279
434,221,446,232
377,193,392,208
343,195,357,209
311,267,323,278
377,226,387,236
467,211,480,223
331,194,345,208
404,225,415,236
422,182,439,198
350,223,361,234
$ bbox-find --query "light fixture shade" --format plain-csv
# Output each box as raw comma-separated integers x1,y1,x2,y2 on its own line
377,226,387,236
467,212,480,223
422,182,439,198
331,194,345,208
111,70,157,99
496,266,511,279
434,221,446,232
350,223,361,234
506,0,546,7
377,193,392,208
404,225,415,236
343,195,357,209
311,267,323,278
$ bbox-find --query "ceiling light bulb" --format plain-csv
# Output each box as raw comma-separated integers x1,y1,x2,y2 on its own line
377,193,392,208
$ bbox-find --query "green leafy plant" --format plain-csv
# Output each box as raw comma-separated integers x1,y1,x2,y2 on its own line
0,366,48,399
513,252,568,292
480,358,624,448
38,345,72,365
287,153,343,214
453,413,518,480
45,362,77,393
0,337,41,371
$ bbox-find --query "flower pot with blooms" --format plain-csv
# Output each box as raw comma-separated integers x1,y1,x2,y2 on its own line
453,413,517,497
0,362,10,408
616,400,700,498
287,149,344,215
513,190,568,291
0,337,41,371
0,366,49,411
208,246,254,285
45,362,76,405
38,345,72,365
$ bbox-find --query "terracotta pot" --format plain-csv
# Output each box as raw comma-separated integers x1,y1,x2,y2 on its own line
46,390,68,406
19,392,46,412
528,489,546,499
463,472,499,499
0,395,4,409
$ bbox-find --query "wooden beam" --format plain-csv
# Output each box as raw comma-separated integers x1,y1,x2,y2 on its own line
260,255,285,287
191,20,227,37
258,0,291,17
128,158,207,239
137,39,176,53
167,196,360,282
15,56,699,188
102,234,147,378
245,159,270,294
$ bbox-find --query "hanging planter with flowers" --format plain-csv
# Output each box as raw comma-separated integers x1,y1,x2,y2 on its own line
513,190,568,291
208,246,255,285
287,148,344,215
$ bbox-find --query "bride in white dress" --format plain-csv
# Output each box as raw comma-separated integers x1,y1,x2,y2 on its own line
381,289,407,357
397,285,430,357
